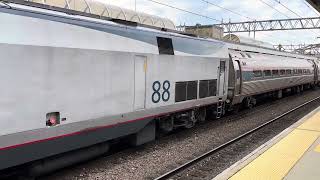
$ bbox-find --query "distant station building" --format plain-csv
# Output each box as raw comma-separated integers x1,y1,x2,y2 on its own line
184,24,224,39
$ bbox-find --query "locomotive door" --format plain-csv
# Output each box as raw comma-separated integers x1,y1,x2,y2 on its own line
134,55,147,110
218,60,226,96
313,61,319,82
234,60,242,95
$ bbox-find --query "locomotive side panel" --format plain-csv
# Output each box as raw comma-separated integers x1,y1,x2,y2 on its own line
146,55,226,109
0,44,139,137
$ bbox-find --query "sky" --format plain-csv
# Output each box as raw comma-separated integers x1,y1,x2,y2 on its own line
95,0,320,46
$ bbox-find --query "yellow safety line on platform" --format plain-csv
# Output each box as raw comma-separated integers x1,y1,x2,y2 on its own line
315,145,320,153
229,111,320,180
297,112,320,132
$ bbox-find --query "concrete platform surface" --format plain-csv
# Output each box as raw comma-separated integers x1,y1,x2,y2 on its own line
215,106,320,180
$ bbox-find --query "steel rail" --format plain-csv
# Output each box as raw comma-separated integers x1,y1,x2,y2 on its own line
154,95,320,180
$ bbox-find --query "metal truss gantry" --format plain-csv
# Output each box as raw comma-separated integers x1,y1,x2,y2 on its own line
274,43,320,56
214,17,320,33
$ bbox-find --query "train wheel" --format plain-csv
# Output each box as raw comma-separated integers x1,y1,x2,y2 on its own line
244,97,256,109
185,111,197,129
159,117,174,133
196,108,207,123
232,105,241,114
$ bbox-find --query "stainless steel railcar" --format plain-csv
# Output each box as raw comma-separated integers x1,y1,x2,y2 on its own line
227,47,318,109
0,0,319,175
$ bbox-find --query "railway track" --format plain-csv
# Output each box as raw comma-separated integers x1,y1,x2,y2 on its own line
154,95,320,180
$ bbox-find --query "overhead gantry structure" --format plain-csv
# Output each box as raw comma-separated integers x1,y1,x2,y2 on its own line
274,44,320,56
213,17,320,33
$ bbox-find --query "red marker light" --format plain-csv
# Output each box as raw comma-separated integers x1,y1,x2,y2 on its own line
49,116,57,125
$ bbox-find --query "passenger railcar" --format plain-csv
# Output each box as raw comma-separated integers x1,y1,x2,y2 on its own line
0,0,319,175
227,48,317,108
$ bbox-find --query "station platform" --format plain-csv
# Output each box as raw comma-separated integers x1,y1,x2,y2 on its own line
216,106,320,180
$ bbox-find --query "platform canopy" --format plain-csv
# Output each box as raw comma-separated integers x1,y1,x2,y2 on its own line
24,0,176,30
223,34,274,49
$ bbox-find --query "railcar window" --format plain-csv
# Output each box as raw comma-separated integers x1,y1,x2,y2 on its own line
263,70,272,77
307,69,311,74
199,80,209,99
286,69,292,75
272,70,279,76
208,79,217,97
199,79,217,98
175,81,198,102
298,69,303,74
246,53,252,58
157,37,174,55
253,70,262,77
240,53,245,58
175,82,187,102
187,81,198,100
280,69,286,76
293,69,299,75
303,69,307,74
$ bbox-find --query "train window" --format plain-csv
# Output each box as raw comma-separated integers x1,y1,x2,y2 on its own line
187,81,198,100
175,81,198,102
199,79,217,98
272,70,279,76
220,61,226,73
307,69,311,74
303,69,307,74
298,69,303,74
157,37,174,55
175,82,187,102
263,70,272,77
199,80,209,99
293,69,299,75
240,53,245,58
208,79,217,97
280,69,286,76
286,69,292,75
246,53,252,58
253,70,262,77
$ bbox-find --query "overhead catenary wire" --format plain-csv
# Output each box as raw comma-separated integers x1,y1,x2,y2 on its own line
258,0,290,18
145,0,275,43
200,0,255,21
199,0,286,43
145,0,220,22
228,0,298,44
273,0,302,18
302,0,320,16
257,0,317,42
272,0,319,36
142,0,312,45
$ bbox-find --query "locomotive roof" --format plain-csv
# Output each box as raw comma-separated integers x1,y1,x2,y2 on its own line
3,0,176,30
1,0,318,61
